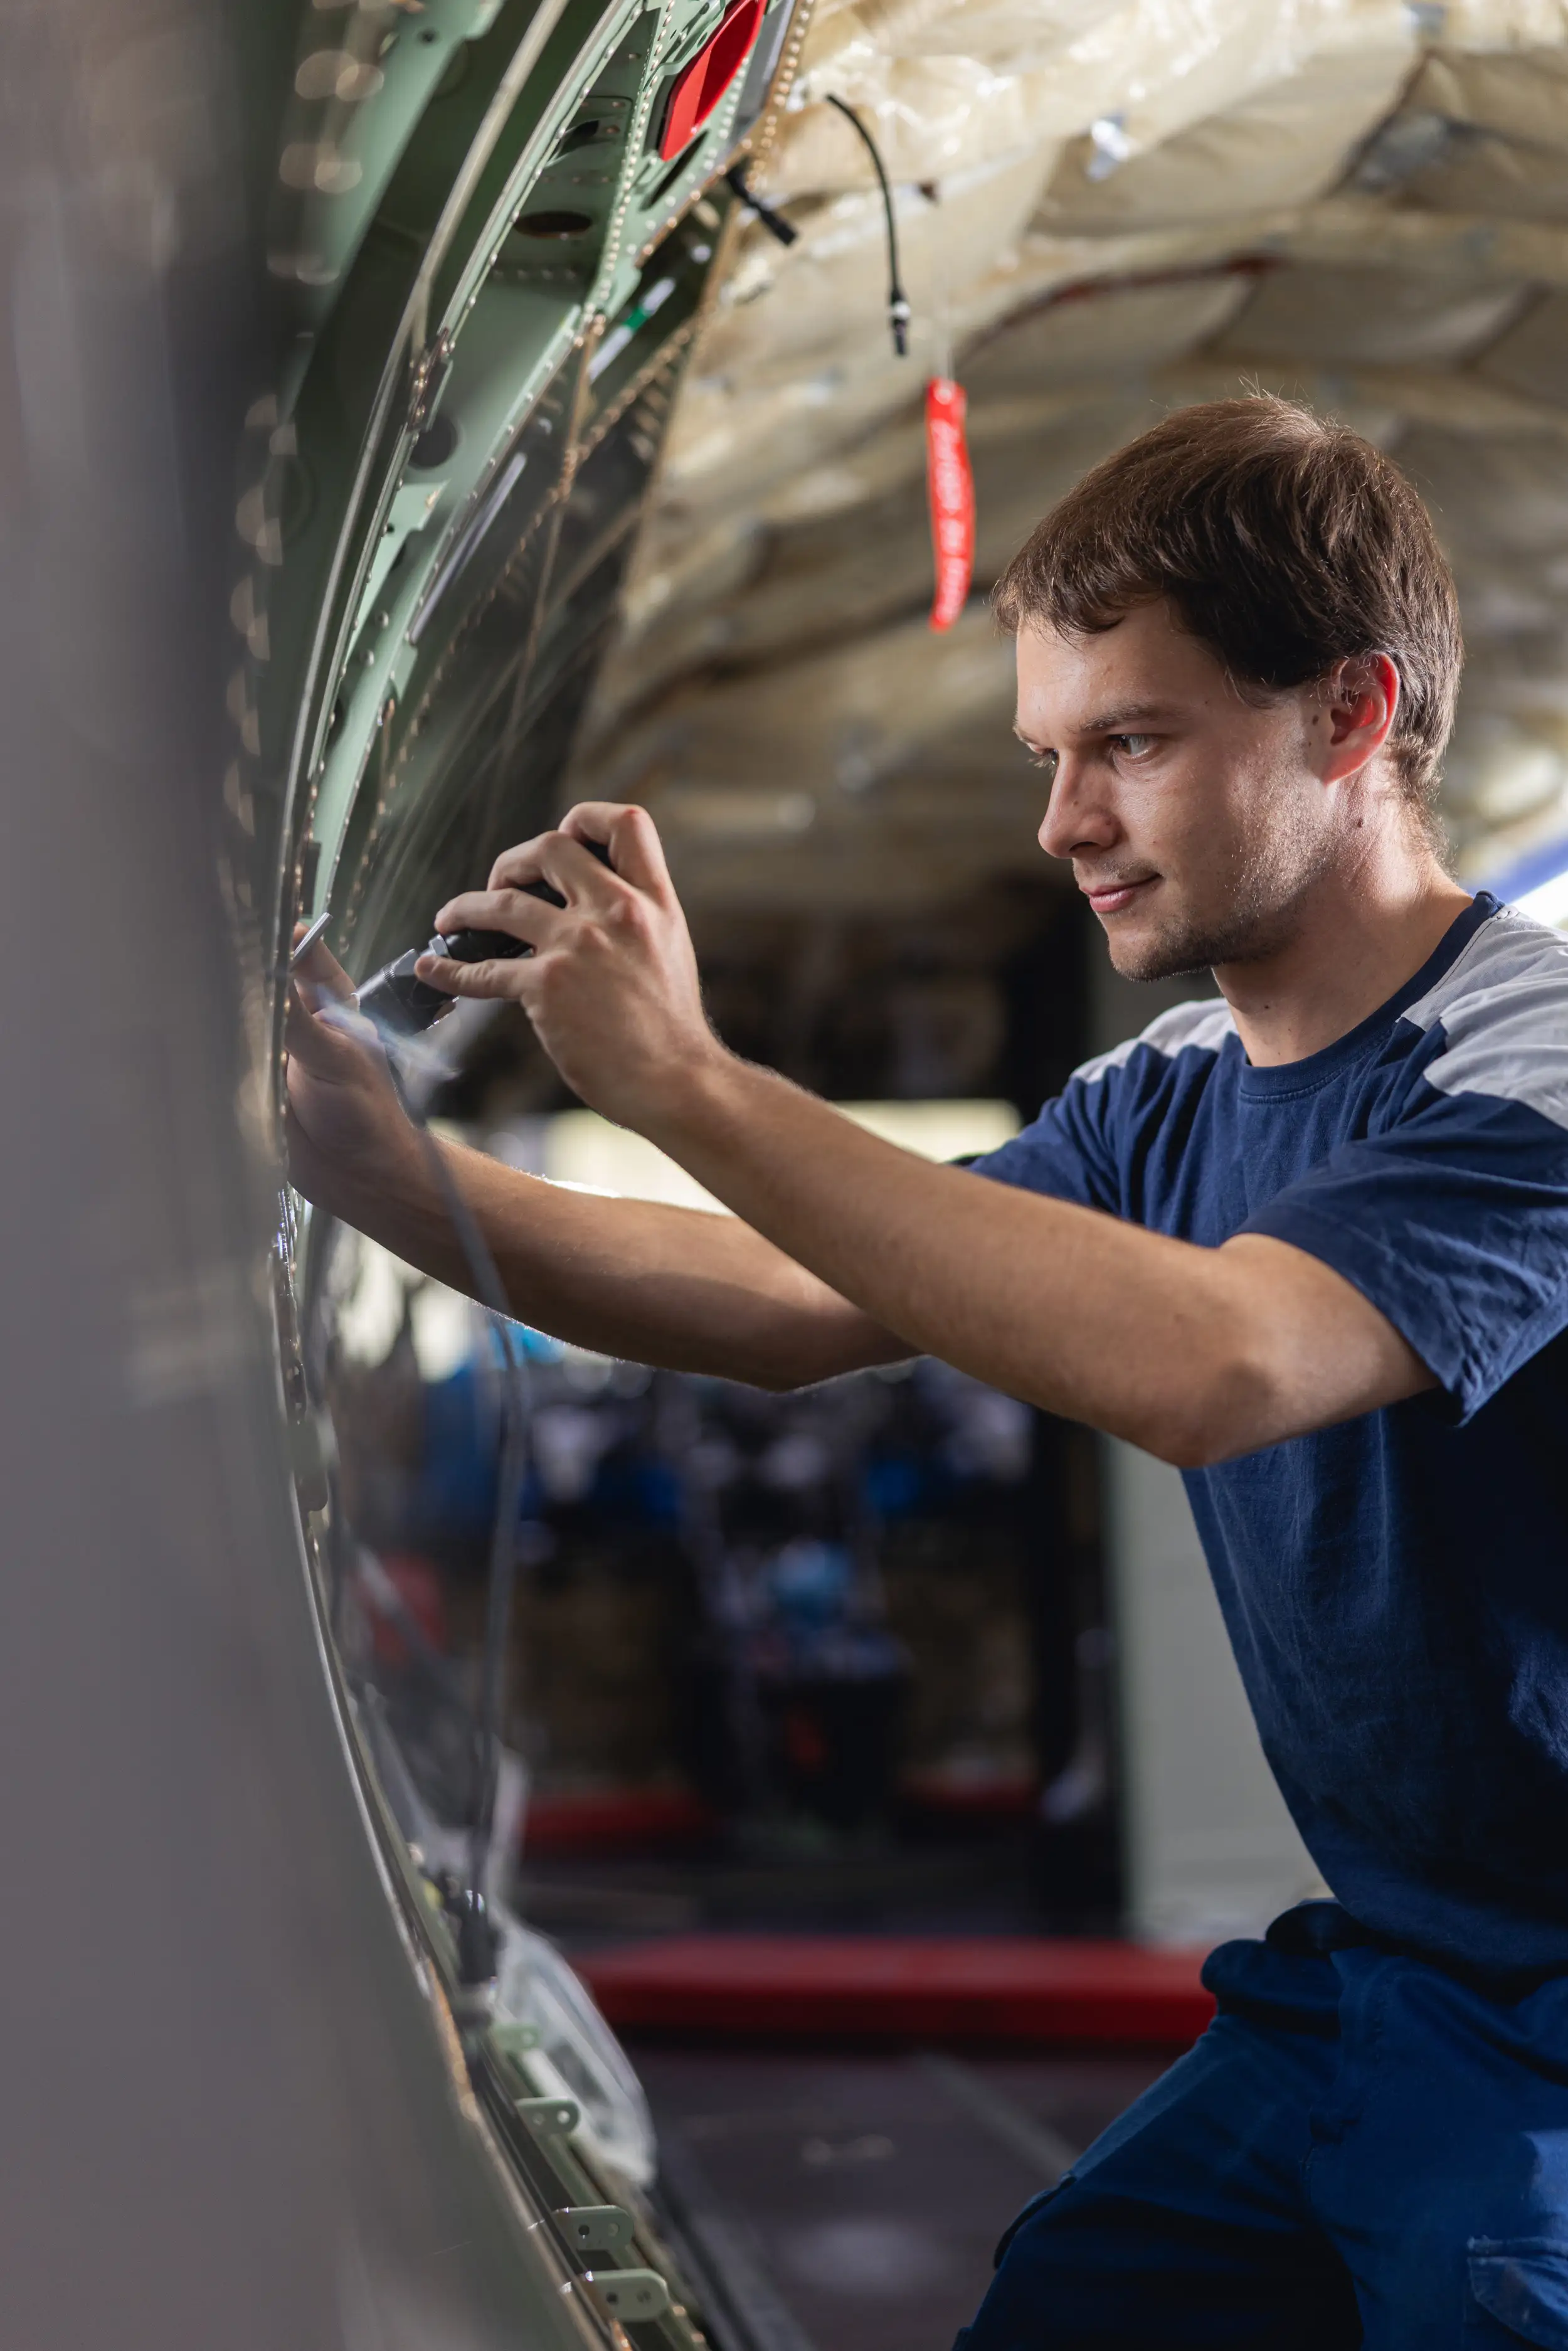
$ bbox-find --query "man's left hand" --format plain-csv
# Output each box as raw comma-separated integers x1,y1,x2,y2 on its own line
417,801,722,1130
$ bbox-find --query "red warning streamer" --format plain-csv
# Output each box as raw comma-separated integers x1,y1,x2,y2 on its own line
926,376,974,632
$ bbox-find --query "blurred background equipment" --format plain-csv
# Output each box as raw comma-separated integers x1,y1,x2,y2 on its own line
567,0,1568,925
319,1107,1102,1899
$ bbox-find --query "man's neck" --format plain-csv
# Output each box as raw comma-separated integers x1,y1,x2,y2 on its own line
1214,842,1474,1068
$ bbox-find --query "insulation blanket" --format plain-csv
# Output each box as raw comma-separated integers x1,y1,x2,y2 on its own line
566,0,1568,912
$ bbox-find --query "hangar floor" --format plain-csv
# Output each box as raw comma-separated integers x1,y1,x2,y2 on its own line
638,2044,1168,2351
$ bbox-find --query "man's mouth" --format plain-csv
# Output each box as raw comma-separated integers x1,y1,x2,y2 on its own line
1081,874,1158,916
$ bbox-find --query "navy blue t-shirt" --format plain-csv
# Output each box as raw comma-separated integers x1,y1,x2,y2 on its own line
973,892,1568,1976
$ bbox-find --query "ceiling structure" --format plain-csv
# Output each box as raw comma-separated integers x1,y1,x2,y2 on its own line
568,0,1568,919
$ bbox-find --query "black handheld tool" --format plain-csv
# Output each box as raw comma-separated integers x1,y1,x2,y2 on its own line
356,837,612,1037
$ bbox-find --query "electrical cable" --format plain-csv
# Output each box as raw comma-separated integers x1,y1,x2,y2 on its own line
722,163,798,247
824,94,910,357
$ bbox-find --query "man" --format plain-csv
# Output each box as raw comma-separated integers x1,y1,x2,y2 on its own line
288,396,1568,2345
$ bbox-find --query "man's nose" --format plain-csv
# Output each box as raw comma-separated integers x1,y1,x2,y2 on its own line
1038,758,1118,861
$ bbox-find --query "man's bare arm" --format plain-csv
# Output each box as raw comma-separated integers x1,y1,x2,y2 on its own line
639,1053,1434,1467
418,803,1435,1468
283,957,908,1389
359,1135,909,1388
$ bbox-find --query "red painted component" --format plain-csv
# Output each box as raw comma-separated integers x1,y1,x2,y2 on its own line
577,1934,1215,2048
926,376,974,631
658,0,765,161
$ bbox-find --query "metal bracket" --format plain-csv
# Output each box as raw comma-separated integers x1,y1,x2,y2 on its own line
554,2200,634,2257
516,2094,580,2138
582,2269,671,2323
557,2204,635,2255
490,2019,541,2059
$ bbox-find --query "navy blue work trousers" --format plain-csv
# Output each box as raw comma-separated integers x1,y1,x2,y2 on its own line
960,1904,1568,2348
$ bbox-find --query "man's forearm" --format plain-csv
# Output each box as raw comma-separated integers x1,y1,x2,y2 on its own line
343,799,1431,1457
641,1053,1430,1463
321,1135,906,1389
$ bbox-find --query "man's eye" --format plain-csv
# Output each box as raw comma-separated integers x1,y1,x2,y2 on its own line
1029,748,1059,783
1113,734,1155,758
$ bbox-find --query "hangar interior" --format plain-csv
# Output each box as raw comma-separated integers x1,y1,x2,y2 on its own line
219,0,1568,2339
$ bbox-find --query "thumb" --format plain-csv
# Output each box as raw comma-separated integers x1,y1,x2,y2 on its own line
412,952,522,1001
291,925,356,1006
285,982,384,1075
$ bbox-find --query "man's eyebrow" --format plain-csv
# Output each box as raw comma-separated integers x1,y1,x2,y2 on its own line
1076,701,1177,733
1013,701,1179,746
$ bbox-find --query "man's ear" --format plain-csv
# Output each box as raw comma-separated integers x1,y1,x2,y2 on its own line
1321,653,1399,783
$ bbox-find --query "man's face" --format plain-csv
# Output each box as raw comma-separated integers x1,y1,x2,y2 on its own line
1014,601,1340,982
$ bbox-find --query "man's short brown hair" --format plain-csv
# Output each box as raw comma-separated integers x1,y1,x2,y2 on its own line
993,396,1463,809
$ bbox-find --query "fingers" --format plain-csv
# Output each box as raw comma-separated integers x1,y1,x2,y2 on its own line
484,829,615,901
411,953,520,1001
561,802,674,901
290,921,356,1006
485,833,571,894
432,883,559,945
482,807,672,904
285,980,361,1072
284,979,383,1073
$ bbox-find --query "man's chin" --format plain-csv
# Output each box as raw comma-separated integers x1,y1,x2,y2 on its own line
1103,921,1217,985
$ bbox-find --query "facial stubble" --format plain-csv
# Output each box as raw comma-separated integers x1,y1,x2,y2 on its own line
1104,790,1338,984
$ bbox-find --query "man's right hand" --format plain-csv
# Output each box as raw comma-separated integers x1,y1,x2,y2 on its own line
284,926,426,1216
281,927,908,1392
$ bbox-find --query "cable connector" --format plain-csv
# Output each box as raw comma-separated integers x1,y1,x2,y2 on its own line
825,95,909,359
724,164,797,247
